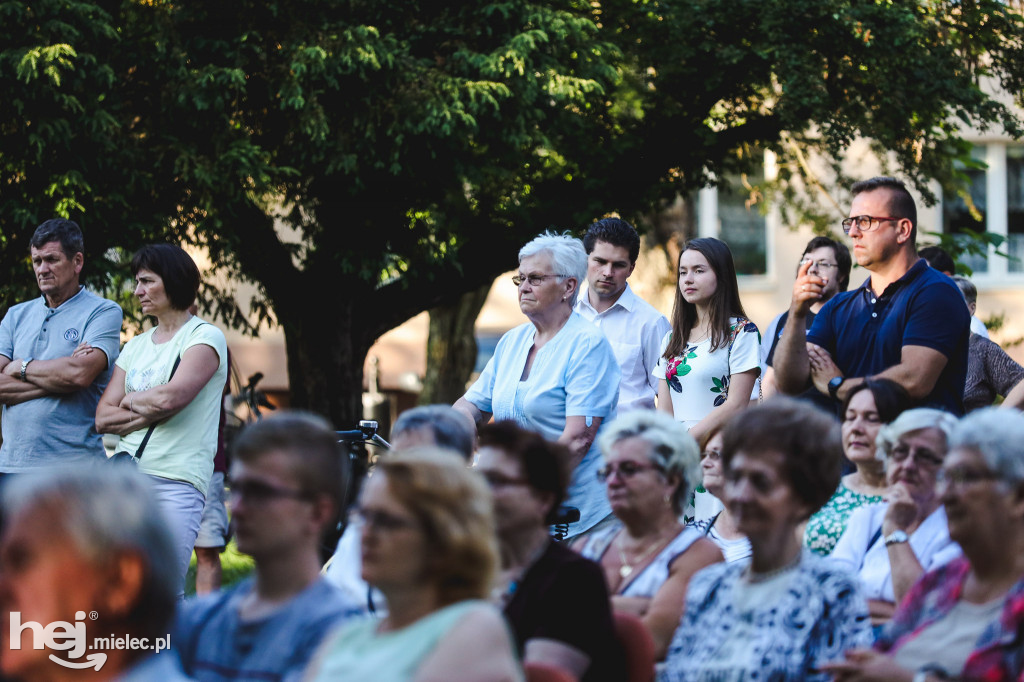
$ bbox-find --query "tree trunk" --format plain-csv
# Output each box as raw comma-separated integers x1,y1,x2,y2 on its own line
419,282,492,405
278,294,370,429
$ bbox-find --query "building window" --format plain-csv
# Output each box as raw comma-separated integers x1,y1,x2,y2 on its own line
718,173,768,276
942,148,988,274
1007,146,1024,273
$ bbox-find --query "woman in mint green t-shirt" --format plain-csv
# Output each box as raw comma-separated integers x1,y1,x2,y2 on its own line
97,244,227,598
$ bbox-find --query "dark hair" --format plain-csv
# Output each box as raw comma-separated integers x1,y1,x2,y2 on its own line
664,237,747,358
720,397,841,519
478,421,569,523
802,236,852,292
130,244,201,311
231,410,349,525
583,217,641,264
841,378,912,425
30,218,84,259
919,246,955,275
850,176,918,244
392,405,475,461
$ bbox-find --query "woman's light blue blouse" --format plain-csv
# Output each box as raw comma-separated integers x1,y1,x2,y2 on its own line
464,313,620,535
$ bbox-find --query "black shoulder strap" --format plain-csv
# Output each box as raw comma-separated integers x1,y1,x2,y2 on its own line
134,354,182,461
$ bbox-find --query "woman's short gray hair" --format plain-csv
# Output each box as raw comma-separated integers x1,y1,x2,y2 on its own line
948,407,1024,486
1,466,178,640
597,410,700,515
875,407,959,464
518,231,587,306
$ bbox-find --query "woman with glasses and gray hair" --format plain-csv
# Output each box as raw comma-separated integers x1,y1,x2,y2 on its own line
830,408,962,627
455,231,620,540
575,410,723,659
824,408,1024,682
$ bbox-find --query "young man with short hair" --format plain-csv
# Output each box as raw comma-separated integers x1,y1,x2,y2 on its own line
175,411,360,681
575,217,670,412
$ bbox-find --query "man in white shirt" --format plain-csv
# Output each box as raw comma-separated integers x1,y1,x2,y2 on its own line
575,218,670,412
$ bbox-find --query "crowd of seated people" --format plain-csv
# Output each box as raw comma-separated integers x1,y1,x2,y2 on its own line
6,187,1024,682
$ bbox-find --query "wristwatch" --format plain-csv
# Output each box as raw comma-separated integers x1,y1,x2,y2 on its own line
19,358,32,382
827,375,845,401
884,530,909,546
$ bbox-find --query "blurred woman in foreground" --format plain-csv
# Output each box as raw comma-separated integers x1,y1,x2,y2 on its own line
660,398,871,682
307,449,522,682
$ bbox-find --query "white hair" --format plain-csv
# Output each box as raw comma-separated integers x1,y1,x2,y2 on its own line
518,231,587,306
949,407,1024,486
597,410,701,516
875,407,958,464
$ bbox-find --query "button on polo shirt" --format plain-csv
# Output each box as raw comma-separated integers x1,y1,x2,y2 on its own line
806,259,969,415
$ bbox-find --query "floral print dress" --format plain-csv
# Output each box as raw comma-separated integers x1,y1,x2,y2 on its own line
653,317,761,430
655,317,761,523
803,483,883,556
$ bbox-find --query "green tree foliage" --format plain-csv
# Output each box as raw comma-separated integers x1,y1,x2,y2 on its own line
3,0,1023,424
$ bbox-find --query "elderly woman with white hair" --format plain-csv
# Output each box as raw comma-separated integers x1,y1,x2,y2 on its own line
831,408,962,626
824,408,1024,682
455,231,620,539
575,410,723,659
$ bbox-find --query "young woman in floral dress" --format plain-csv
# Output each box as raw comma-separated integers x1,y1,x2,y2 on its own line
655,237,760,523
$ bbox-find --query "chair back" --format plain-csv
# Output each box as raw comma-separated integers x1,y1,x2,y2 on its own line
614,611,656,682
524,662,578,682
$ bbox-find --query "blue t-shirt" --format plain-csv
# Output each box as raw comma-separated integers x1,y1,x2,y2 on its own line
806,259,969,414
0,287,122,470
464,312,620,536
174,577,360,682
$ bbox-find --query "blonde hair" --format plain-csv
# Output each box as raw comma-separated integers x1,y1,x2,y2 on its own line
376,448,498,605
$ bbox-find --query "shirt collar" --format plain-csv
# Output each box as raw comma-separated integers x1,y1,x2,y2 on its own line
578,281,637,313
38,285,85,310
862,259,929,299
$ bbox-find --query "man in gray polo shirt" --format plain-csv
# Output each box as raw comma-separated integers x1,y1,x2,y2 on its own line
0,219,122,471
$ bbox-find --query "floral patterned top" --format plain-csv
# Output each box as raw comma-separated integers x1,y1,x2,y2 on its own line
653,317,761,429
875,557,1024,681
804,483,883,556
660,551,872,682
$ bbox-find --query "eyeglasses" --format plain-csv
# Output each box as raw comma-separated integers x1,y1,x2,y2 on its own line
936,467,1000,488
352,508,418,532
700,449,722,462
889,444,944,469
228,480,309,504
596,461,663,482
512,273,566,287
841,215,902,234
799,258,839,271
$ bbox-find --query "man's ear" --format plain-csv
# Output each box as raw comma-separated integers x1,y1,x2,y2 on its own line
895,219,914,245
72,252,84,275
102,552,146,618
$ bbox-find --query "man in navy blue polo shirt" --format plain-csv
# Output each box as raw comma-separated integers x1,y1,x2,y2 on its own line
774,177,969,415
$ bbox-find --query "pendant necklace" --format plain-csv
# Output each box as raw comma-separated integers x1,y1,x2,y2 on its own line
616,532,670,579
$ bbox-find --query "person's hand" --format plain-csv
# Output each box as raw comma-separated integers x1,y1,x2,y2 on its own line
72,342,95,357
790,259,829,318
807,343,841,395
2,360,22,378
883,482,919,534
818,649,914,682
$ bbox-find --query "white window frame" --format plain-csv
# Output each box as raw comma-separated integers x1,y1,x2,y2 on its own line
696,149,778,290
